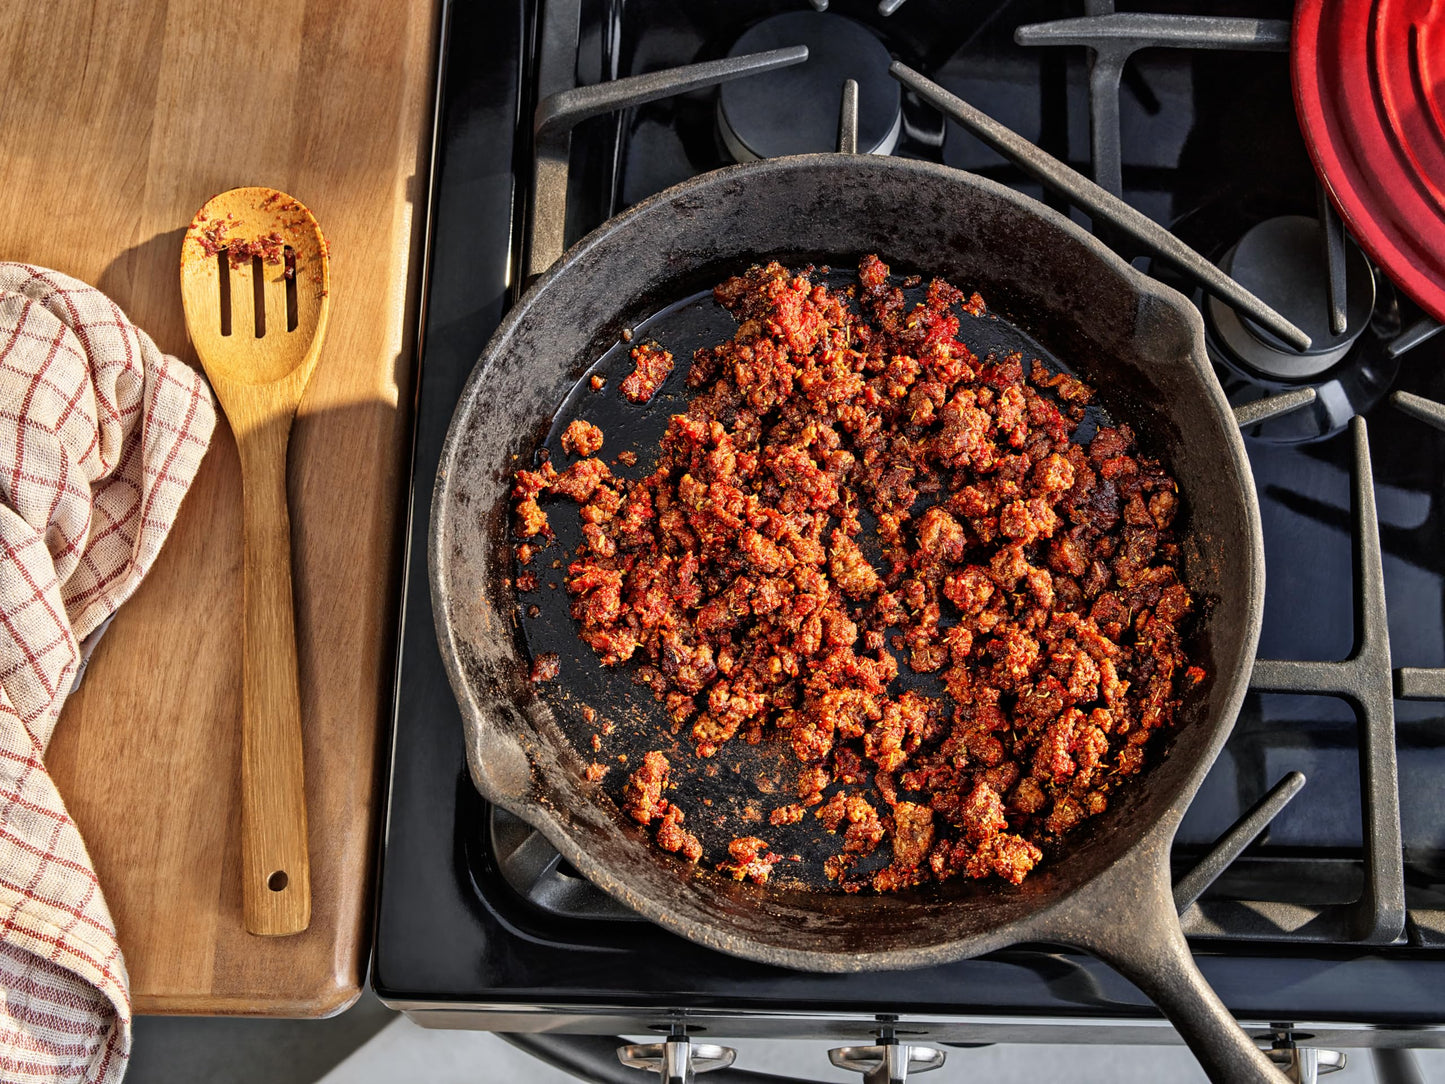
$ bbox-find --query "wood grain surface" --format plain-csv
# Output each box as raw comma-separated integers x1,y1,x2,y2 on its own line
0,0,438,1014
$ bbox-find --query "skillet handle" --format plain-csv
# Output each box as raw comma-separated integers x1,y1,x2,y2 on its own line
1054,836,1289,1084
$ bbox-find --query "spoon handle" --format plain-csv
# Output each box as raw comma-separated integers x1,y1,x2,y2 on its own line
237,416,311,936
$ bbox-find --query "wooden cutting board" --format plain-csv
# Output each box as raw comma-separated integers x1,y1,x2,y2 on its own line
0,0,438,1014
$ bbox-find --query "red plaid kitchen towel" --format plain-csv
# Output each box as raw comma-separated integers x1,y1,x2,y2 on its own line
0,264,215,1082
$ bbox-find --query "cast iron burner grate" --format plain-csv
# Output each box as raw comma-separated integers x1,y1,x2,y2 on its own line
482,0,1441,952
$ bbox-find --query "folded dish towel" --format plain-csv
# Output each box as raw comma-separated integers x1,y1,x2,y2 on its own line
0,264,215,1082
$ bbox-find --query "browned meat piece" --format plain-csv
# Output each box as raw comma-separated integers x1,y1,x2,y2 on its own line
511,254,1198,893
552,457,611,502
915,506,967,564
769,803,805,826
530,653,559,683
841,795,885,855
1089,425,1130,460
718,836,780,884
828,529,881,598
513,464,555,500
622,751,670,825
515,498,550,539
1009,776,1046,814
797,765,829,807
815,790,849,832
957,781,1008,841
585,762,608,783
1034,709,1081,784
998,497,1061,545
621,341,674,403
561,418,604,457
824,854,857,885
942,565,994,613
965,833,1042,885
656,804,703,862
1032,452,1075,495
891,802,934,868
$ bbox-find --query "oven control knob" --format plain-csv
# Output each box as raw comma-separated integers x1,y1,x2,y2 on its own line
829,1041,946,1084
618,1037,736,1084
1264,1043,1347,1084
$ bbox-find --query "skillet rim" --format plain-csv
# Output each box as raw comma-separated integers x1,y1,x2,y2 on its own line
429,152,1266,972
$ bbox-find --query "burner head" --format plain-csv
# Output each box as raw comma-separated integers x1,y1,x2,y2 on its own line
718,13,901,162
1202,216,1401,443
1207,215,1374,379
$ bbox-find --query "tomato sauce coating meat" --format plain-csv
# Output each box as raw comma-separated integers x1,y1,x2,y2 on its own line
516,256,1198,891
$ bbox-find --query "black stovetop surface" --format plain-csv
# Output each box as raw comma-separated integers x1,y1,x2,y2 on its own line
372,0,1445,1019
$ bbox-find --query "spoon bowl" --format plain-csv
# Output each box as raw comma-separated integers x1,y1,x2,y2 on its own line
181,186,330,395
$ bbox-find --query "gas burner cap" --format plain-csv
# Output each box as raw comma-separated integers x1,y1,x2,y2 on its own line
1207,215,1375,380
1203,216,1400,443
718,12,901,162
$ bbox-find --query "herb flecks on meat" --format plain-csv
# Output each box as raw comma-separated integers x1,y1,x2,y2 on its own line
516,256,1197,892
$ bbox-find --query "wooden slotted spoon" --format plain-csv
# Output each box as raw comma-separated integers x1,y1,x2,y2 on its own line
181,186,330,936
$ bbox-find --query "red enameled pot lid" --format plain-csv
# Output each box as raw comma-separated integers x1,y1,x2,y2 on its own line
1292,0,1445,323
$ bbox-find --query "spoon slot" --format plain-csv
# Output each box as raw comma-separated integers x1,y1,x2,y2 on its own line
262,254,289,342
218,249,232,337
284,247,298,332
230,250,258,345
252,255,266,338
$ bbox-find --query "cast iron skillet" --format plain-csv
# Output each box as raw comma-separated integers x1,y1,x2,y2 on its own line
430,155,1281,1083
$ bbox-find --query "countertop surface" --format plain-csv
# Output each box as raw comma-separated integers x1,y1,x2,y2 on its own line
0,0,439,1014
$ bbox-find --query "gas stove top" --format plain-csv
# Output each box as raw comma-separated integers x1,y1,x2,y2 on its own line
373,0,1445,1054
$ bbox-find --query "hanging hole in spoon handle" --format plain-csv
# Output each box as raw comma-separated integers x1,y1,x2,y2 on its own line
1044,831,1290,1084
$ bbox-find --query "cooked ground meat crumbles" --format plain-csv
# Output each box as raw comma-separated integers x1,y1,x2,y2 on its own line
562,418,604,457
657,805,704,862
622,750,672,824
621,341,674,404
620,751,704,861
516,256,1198,892
718,836,782,884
